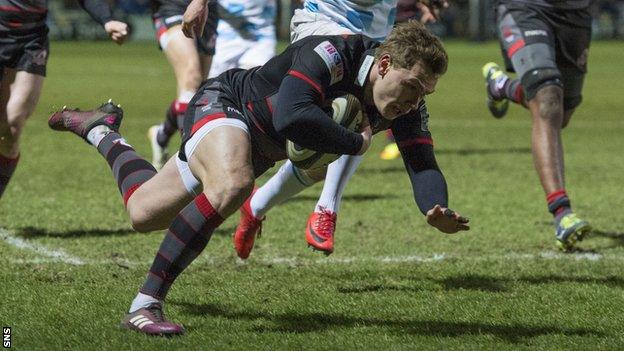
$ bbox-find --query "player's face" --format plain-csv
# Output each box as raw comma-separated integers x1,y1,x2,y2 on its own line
372,57,438,120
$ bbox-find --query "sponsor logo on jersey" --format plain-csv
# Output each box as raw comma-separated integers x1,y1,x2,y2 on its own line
313,41,344,85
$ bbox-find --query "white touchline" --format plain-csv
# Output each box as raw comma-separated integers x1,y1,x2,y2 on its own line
0,227,86,265
3,226,620,267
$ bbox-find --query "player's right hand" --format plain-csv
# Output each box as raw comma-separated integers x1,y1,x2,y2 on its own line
104,21,129,45
426,205,470,234
182,0,209,38
357,114,372,155
416,0,449,23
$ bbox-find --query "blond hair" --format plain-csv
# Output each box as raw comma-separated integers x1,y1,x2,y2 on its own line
375,21,448,76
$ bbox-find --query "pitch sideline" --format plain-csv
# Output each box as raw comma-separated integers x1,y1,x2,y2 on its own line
1,227,86,265
2,224,615,267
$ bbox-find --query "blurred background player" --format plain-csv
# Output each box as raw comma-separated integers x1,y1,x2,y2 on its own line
482,0,593,250
146,0,219,170
208,0,277,78
0,0,128,200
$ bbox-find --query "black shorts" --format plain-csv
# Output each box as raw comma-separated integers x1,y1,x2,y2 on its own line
496,1,591,109
0,26,49,78
152,2,219,55
179,77,287,178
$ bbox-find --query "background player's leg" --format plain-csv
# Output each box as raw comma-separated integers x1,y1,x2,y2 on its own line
0,69,44,199
149,26,204,169
238,38,276,70
528,85,565,197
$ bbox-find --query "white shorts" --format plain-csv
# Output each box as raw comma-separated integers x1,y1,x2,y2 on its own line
209,35,276,78
290,9,355,43
176,117,249,195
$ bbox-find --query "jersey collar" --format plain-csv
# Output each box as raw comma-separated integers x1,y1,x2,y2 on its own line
355,50,376,88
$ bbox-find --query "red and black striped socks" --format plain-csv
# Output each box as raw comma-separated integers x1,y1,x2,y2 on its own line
96,132,157,206
156,99,188,147
547,189,572,222
140,193,224,299
0,153,19,199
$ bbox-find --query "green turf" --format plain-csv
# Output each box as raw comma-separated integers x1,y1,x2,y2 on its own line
1,40,623,350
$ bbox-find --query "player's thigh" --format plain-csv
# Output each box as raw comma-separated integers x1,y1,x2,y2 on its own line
126,155,195,231
206,36,245,78
162,27,202,77
497,4,561,102
188,125,254,217
239,38,276,69
1,69,44,127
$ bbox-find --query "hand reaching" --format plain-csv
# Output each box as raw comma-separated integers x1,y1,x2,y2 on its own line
426,204,470,234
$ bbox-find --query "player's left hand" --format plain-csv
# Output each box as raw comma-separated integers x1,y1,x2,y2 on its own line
182,0,208,38
426,204,470,234
416,0,449,23
104,21,129,45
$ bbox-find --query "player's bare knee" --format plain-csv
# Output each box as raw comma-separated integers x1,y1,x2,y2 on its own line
126,195,158,233
534,85,564,123
210,174,254,214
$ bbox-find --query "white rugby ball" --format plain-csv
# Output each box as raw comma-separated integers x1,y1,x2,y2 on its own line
286,94,362,170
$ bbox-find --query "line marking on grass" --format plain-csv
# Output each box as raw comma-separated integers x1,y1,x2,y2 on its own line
0,228,86,265
2,233,619,267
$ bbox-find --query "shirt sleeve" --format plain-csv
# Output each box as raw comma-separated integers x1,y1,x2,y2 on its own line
391,101,448,214
273,75,363,155
273,39,363,155
77,0,114,26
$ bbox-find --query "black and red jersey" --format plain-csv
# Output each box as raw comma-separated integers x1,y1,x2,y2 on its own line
198,34,448,214
215,34,434,157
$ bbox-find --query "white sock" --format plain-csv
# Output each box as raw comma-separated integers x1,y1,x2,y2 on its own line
86,125,112,147
178,90,195,104
250,160,314,218
315,154,362,213
129,292,162,313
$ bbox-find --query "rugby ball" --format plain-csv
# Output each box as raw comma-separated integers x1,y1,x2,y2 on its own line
286,94,363,170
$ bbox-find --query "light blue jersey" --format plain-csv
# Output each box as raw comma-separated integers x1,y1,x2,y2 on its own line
302,0,398,41
218,0,276,40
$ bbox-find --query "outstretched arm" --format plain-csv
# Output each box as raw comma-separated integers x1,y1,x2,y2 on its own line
77,0,128,44
392,104,469,233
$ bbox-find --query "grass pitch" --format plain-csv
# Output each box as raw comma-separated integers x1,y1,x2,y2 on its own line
1,40,624,350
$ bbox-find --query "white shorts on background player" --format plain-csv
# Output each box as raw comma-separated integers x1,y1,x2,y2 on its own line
291,0,398,42
209,0,277,78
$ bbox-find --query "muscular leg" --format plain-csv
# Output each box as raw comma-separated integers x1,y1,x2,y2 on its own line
125,155,194,232
131,126,254,310
150,26,206,169
163,26,203,98
528,85,565,196
0,69,44,198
